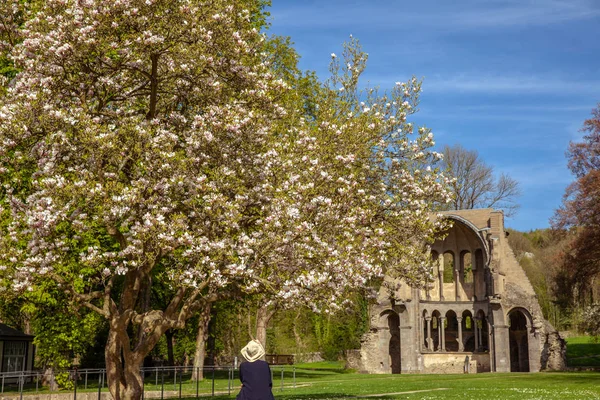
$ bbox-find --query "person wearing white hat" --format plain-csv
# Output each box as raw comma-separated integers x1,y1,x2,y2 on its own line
236,340,275,400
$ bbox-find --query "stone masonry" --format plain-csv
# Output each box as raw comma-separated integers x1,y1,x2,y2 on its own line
353,209,566,374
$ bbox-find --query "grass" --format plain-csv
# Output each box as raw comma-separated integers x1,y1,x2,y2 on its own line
293,361,351,373
148,363,600,400
566,336,600,367
224,368,600,400
6,358,600,399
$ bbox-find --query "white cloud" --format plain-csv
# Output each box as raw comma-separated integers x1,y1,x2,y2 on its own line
422,75,600,95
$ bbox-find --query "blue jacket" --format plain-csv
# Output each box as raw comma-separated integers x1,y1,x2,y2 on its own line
236,360,275,400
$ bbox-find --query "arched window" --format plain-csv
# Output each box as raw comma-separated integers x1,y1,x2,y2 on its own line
432,316,438,329
462,311,475,352
462,252,473,283
444,311,459,352
443,252,454,283
508,310,530,372
476,310,489,351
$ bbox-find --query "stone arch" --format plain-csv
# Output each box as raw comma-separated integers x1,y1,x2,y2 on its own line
427,251,439,300
462,310,475,352
445,310,459,352
508,308,531,372
431,310,442,351
429,215,493,303
380,310,401,374
460,250,474,300
506,307,533,325
442,251,455,301
460,250,473,282
475,309,489,352
442,215,490,267
442,251,455,283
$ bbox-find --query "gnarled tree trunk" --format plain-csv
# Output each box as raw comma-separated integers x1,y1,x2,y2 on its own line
105,325,144,400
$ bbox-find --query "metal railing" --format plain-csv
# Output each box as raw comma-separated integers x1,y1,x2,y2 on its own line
0,365,297,400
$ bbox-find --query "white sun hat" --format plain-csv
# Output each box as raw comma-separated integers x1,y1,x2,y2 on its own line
241,340,265,362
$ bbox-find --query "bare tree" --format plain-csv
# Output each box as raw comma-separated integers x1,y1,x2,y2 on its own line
441,144,521,216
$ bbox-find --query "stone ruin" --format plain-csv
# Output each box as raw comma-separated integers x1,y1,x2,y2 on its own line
348,209,566,374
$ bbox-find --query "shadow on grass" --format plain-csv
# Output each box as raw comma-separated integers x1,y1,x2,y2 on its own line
566,336,600,367
210,394,397,400
277,369,353,380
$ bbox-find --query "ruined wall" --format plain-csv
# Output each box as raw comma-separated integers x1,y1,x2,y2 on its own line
357,325,391,374
355,209,567,374
421,353,477,374
499,229,567,371
540,320,567,371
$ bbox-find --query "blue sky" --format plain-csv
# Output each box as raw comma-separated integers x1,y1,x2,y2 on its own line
266,0,600,231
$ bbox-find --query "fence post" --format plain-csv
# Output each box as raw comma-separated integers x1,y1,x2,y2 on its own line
73,368,78,400
196,367,199,399
280,366,284,391
211,366,215,397
97,371,102,400
178,367,182,400
160,367,164,400
293,366,296,389
227,366,231,396
141,368,145,400
19,372,24,400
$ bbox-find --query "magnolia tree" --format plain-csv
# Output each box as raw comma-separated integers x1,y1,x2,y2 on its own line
0,0,292,398
246,39,453,345
0,1,450,399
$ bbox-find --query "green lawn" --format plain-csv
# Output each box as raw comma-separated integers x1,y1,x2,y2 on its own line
114,363,600,399
225,367,600,400
7,359,600,399
566,336,600,367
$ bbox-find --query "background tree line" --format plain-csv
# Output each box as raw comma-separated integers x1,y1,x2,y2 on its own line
505,104,600,339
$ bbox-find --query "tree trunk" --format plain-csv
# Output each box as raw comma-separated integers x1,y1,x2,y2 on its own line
293,309,304,352
105,325,144,400
22,312,32,335
192,303,212,381
165,330,175,366
98,269,218,400
255,304,276,351
42,367,58,391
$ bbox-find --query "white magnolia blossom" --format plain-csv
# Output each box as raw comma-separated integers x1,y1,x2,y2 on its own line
0,0,451,398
